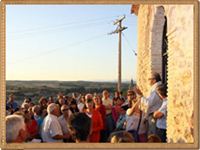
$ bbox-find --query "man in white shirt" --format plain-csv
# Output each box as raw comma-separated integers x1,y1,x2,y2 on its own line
102,90,114,136
153,84,167,142
134,72,162,135
41,103,68,142
102,90,112,115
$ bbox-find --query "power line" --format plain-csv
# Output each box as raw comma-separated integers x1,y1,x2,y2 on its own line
7,15,121,35
7,14,133,36
122,32,137,56
7,18,115,42
7,14,134,41
7,33,107,65
7,21,111,41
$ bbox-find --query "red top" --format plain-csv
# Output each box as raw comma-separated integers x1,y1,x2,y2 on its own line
89,109,103,142
26,119,38,139
95,104,106,130
112,105,121,123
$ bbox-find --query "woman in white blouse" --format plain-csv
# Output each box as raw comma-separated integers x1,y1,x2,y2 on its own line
125,90,147,142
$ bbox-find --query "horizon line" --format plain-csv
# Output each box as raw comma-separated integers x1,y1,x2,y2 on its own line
6,79,136,83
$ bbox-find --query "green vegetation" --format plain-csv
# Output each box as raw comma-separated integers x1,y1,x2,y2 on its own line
6,80,135,105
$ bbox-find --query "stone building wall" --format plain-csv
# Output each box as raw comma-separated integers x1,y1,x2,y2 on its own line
164,5,194,143
136,5,165,95
136,5,152,96
135,5,194,143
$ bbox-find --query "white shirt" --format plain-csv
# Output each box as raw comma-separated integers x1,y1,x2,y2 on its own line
41,114,63,142
58,114,70,135
156,99,167,129
77,102,85,112
125,111,147,134
102,97,112,115
86,112,92,118
141,81,162,118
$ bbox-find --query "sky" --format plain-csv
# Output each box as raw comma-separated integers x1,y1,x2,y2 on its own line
6,5,138,82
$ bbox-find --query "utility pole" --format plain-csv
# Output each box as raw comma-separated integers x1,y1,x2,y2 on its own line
108,15,127,92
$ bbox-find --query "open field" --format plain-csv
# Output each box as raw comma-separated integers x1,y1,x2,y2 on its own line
6,80,134,104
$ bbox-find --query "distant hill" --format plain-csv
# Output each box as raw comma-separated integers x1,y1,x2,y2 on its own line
6,80,135,105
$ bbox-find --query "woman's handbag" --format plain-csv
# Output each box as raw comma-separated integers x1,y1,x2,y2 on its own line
135,109,142,142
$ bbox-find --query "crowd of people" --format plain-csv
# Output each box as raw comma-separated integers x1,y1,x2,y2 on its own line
6,72,167,143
